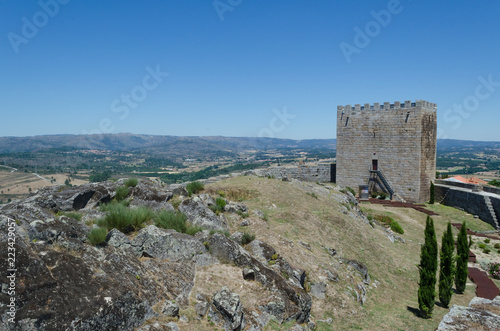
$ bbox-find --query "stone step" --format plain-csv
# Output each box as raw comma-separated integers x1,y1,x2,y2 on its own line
483,196,499,229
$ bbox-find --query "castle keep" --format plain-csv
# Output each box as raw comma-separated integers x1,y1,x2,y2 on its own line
336,100,437,203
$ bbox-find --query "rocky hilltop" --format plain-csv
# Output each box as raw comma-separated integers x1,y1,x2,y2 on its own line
0,175,374,331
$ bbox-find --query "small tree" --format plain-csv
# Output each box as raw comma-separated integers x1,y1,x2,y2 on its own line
455,222,469,294
439,222,454,307
429,182,435,204
418,216,438,318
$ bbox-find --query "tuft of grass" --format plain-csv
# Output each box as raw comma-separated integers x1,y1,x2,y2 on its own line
390,220,404,234
155,210,188,233
484,238,490,244
100,203,153,234
87,227,107,246
216,197,226,211
114,185,129,202
210,197,227,215
56,211,82,221
262,210,270,222
124,178,139,188
131,207,154,229
372,214,404,234
154,210,202,235
186,181,204,196
346,186,356,196
374,214,394,225
241,232,256,245
186,224,203,236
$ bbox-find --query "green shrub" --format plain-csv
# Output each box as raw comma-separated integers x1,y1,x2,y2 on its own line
114,186,129,202
96,218,107,228
155,210,188,233
390,221,404,234
378,192,387,200
370,192,378,198
186,181,204,195
241,232,256,245
346,186,356,196
130,207,154,229
101,204,153,234
478,243,486,249
494,243,500,249
87,227,107,246
102,203,134,232
483,248,491,254
484,238,490,244
154,210,202,235
216,197,226,211
374,214,394,226
124,178,139,188
185,224,203,236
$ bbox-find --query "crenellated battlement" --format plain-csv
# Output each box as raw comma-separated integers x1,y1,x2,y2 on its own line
337,100,437,112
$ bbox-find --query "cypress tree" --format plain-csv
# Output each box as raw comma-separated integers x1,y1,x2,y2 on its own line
439,222,454,307
429,182,435,204
418,216,438,318
455,222,469,294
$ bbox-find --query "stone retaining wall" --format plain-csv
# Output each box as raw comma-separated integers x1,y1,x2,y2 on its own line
435,184,500,230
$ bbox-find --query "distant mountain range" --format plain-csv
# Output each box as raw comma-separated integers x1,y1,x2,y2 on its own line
0,133,497,154
0,134,336,154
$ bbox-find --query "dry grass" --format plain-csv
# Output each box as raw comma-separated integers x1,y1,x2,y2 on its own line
471,303,500,316
201,176,483,330
0,170,87,196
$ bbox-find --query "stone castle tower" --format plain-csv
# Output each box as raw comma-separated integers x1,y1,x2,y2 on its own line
336,100,437,203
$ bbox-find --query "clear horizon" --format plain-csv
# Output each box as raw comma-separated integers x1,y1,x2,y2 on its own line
2,1,499,141
1,132,499,144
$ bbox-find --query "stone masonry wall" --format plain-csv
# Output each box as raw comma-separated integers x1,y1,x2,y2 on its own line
435,184,500,230
254,164,332,182
336,100,437,203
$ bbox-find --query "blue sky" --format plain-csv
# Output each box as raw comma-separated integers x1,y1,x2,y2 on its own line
1,0,499,141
